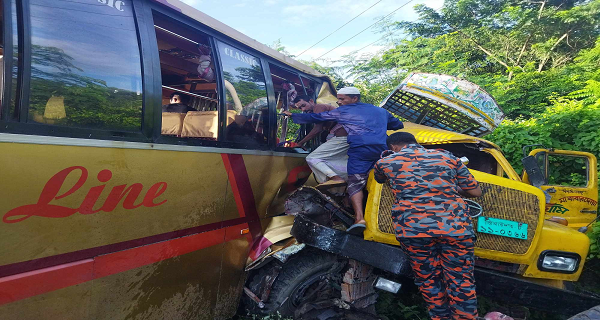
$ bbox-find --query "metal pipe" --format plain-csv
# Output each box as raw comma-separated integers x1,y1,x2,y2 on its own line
162,85,218,103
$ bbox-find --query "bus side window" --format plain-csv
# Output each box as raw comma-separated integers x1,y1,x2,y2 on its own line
153,14,222,141
267,63,305,148
300,76,317,99
217,41,268,148
27,0,142,131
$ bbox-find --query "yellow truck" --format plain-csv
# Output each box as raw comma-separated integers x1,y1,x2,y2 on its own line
243,73,600,318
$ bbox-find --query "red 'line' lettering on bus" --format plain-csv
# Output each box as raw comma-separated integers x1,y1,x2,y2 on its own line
3,166,168,223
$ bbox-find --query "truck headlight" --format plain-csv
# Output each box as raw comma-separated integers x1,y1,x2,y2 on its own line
537,251,581,273
374,277,402,293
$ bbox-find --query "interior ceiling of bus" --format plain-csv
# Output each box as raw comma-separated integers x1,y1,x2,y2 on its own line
156,30,308,98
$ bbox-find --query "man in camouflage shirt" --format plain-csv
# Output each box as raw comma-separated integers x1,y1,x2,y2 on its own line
374,132,482,320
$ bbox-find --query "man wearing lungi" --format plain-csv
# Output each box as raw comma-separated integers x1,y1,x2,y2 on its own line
292,95,349,183
284,87,404,234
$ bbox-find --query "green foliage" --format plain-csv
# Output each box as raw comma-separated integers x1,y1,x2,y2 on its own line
376,291,428,320
486,95,600,175
278,108,302,142
588,222,600,259
336,0,600,119
302,61,350,91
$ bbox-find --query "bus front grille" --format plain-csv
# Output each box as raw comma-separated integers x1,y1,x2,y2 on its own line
377,182,539,255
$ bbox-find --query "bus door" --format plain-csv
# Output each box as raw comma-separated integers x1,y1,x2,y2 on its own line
526,149,598,228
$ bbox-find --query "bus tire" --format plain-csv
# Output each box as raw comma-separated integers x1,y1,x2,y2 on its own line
568,305,600,320
244,251,341,317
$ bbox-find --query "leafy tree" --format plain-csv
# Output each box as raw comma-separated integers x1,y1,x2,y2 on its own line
341,0,600,118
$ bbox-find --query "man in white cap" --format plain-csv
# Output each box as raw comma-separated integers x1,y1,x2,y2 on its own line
285,87,404,234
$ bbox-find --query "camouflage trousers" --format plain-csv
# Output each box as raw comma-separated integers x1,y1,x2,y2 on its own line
399,236,478,320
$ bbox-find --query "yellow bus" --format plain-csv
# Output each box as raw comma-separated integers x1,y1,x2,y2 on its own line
0,0,336,318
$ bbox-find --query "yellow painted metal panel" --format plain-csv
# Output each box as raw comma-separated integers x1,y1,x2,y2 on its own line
0,143,228,265
521,220,589,281
524,149,598,229
0,245,225,320
365,169,547,265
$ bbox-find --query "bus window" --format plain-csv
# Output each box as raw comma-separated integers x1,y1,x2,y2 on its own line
2,0,19,120
268,63,304,147
27,0,142,131
153,14,222,140
0,1,4,111
300,76,317,99
217,41,268,148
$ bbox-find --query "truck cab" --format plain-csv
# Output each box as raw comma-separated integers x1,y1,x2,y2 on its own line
364,122,594,283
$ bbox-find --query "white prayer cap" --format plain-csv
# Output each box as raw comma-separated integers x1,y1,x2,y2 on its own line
337,87,360,95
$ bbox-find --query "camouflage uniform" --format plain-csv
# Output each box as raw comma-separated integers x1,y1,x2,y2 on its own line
374,144,479,320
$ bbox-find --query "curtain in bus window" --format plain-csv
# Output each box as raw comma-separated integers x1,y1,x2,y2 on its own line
217,41,268,147
27,0,142,131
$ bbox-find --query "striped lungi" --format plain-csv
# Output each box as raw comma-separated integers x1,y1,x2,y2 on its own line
305,136,349,183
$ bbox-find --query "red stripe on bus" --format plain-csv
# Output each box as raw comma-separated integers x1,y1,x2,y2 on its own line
0,223,249,306
221,154,247,218
0,217,249,278
221,154,262,239
0,259,94,306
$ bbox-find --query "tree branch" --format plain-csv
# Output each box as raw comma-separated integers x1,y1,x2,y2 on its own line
448,25,511,70
537,31,569,72
508,34,532,80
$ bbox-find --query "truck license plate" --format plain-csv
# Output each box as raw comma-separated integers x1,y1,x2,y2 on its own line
477,217,528,240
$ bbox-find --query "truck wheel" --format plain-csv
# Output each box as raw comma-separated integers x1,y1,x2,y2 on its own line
244,251,342,317
568,305,600,320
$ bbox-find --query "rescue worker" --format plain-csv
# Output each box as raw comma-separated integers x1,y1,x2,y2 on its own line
374,132,482,320
284,87,404,234
292,95,348,183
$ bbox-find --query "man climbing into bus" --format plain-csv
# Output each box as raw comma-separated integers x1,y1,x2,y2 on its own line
374,132,482,320
283,87,404,234
292,95,348,183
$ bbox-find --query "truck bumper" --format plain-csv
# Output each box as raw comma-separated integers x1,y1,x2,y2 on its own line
291,214,600,316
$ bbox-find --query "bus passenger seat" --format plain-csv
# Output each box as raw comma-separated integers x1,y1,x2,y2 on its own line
161,112,186,136
180,110,236,138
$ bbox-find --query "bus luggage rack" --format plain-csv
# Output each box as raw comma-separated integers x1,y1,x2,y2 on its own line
380,73,505,137
382,90,489,137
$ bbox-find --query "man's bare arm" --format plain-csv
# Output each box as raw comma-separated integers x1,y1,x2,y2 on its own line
297,123,324,146
459,185,482,198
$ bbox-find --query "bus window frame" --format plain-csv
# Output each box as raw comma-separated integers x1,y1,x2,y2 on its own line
1,0,14,121
144,2,277,150
212,38,272,150
264,59,325,153
0,0,150,142
266,60,309,96
143,9,224,148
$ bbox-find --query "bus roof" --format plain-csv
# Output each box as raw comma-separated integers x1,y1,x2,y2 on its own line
153,0,328,80
392,122,500,149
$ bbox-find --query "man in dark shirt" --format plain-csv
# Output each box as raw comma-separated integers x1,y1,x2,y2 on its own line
374,132,482,320
162,92,195,113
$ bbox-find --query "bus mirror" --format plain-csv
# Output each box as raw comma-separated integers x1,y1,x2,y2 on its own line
522,155,546,187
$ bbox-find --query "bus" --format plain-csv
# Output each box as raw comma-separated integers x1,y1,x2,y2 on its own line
0,0,336,318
